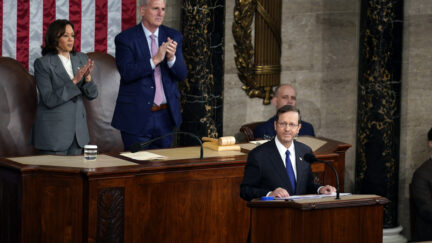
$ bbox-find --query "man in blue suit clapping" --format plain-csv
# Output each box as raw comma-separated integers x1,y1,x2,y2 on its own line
112,0,187,150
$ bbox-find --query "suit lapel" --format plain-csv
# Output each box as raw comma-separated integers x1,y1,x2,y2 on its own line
294,140,307,192
70,53,81,76
158,27,166,47
135,24,151,58
50,54,73,84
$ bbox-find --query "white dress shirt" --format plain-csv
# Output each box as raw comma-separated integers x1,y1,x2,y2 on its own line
58,54,74,80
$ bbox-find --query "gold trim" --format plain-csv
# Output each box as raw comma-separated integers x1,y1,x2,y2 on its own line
255,65,281,75
256,1,281,47
232,0,281,105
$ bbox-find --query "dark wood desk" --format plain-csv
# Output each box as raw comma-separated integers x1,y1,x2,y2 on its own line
248,195,389,243
0,149,249,243
0,137,350,242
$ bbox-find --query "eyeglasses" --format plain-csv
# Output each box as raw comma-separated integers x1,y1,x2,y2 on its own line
276,122,299,129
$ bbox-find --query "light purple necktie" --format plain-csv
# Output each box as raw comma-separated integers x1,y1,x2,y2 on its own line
150,34,163,106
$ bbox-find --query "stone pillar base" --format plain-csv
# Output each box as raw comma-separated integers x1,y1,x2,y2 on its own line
383,225,407,243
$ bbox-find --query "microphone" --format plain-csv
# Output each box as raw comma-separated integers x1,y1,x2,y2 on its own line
304,153,340,199
129,131,204,160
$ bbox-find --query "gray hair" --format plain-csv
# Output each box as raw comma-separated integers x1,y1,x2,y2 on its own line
141,0,166,7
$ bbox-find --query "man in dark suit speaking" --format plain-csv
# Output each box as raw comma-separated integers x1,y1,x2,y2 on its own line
112,0,187,150
240,105,335,201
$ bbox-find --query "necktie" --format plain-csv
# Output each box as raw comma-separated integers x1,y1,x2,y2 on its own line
150,34,163,106
285,150,296,194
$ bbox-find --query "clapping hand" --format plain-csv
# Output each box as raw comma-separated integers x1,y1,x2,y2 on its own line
73,59,94,84
166,37,177,61
153,42,168,66
152,37,177,65
83,59,95,82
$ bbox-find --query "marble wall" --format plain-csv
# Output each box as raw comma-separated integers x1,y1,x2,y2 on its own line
137,0,432,239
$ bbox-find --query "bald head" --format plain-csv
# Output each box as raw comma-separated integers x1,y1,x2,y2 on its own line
272,84,297,110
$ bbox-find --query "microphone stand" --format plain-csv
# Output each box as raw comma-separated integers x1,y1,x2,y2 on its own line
305,154,340,200
130,131,204,160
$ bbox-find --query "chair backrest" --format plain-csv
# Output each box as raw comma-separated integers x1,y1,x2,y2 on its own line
239,121,265,142
0,57,37,157
85,52,124,153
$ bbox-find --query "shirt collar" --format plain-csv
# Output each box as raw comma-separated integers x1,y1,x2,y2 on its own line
275,136,295,155
141,22,159,39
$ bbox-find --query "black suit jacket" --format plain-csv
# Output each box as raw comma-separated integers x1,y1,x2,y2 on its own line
411,158,432,241
240,139,320,201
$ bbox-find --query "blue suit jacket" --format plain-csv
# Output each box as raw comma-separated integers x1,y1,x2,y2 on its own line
253,116,315,140
111,24,187,134
240,139,320,201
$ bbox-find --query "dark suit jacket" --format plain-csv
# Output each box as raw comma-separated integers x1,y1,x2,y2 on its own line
111,24,187,135
32,52,98,151
411,158,432,241
253,116,315,140
240,139,320,201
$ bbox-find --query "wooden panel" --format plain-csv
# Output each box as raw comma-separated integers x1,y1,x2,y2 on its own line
250,196,386,243
0,167,21,243
21,172,84,243
87,177,130,243
85,165,249,243
132,166,249,242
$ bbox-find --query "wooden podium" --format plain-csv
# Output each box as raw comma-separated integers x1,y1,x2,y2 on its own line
248,194,389,243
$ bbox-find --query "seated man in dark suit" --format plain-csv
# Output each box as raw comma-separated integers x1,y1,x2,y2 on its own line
411,127,432,242
254,84,315,140
240,105,335,201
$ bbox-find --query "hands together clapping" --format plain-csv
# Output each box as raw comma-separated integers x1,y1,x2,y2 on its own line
153,37,177,66
73,59,95,84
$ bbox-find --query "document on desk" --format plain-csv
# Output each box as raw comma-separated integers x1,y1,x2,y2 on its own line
276,193,352,201
249,140,270,145
120,151,166,161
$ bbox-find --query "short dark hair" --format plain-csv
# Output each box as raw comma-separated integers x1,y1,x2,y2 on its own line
41,19,75,56
428,128,432,141
275,105,301,124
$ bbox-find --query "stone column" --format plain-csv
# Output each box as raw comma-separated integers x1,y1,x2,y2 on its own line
180,0,225,145
355,0,404,234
